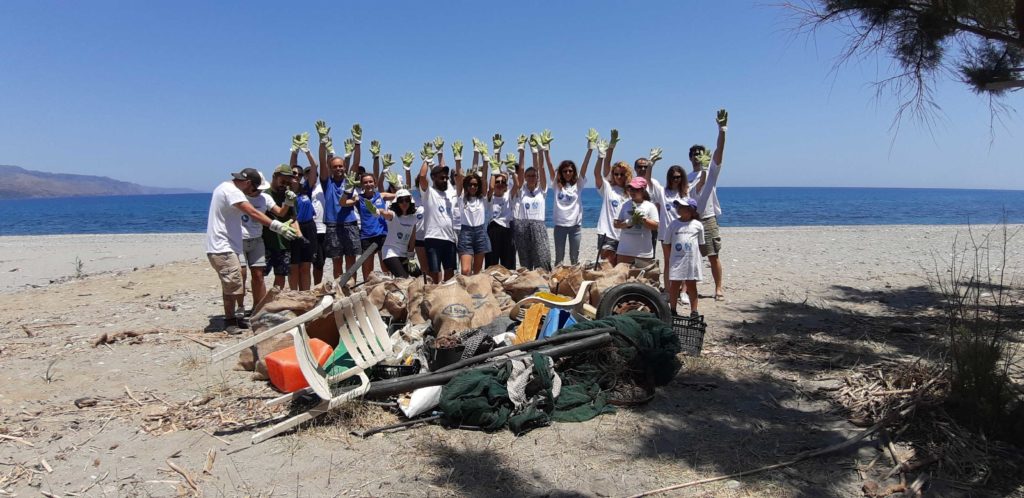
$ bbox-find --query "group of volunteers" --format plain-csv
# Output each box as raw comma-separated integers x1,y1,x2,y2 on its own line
205,109,729,333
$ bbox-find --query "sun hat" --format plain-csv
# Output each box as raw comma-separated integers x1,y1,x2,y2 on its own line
231,167,261,186
628,176,648,190
673,197,698,210
394,188,411,198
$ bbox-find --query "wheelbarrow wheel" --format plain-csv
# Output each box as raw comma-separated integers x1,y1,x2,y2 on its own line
596,282,671,324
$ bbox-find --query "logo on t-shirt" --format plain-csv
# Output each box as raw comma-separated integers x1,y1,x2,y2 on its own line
438,206,445,213
397,233,404,239
611,200,620,208
675,243,683,252
416,213,423,220
241,214,250,223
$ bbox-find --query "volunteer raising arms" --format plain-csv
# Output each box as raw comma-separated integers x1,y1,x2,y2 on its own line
513,132,552,271
546,129,593,266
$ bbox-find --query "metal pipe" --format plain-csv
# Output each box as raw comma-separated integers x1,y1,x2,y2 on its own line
433,327,616,373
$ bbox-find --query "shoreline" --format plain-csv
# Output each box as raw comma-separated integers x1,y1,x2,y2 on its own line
1,224,1019,293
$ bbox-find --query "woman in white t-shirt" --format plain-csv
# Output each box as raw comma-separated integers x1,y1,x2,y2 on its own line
485,147,519,270
454,142,490,275
376,189,422,278
545,132,592,266
613,176,659,265
512,134,551,271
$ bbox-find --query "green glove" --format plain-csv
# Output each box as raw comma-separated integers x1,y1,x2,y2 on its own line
270,220,298,240
528,134,540,152
420,142,436,163
630,206,644,227
401,152,414,171
586,128,599,150
479,152,492,165
609,129,620,147
516,134,527,152
504,153,517,173
343,138,355,158
452,140,464,161
696,149,712,169
717,108,728,130
363,198,379,216
290,134,303,153
597,139,608,159
370,140,381,157
350,123,362,144
492,133,504,151
315,120,331,142
298,132,310,153
385,169,401,189
324,136,335,156
490,158,500,174
649,147,663,164
382,153,395,169
433,136,444,152
473,139,488,157
345,170,359,188
540,129,553,149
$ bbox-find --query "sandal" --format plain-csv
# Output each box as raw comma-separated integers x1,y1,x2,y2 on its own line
714,293,725,302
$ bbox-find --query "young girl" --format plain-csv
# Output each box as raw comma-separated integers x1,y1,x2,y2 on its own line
377,189,422,278
613,176,659,266
513,135,551,271
546,133,591,266
666,197,705,316
288,165,315,291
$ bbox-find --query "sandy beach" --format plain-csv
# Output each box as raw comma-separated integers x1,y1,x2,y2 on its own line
1,224,1022,496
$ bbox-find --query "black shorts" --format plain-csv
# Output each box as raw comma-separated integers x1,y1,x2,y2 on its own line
361,234,386,253
424,238,457,273
289,221,317,264
266,248,291,276
324,223,342,259
313,232,326,268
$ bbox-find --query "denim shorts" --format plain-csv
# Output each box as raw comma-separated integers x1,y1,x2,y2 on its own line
457,224,491,255
424,238,457,272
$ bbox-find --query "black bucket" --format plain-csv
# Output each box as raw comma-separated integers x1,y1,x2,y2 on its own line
424,341,466,371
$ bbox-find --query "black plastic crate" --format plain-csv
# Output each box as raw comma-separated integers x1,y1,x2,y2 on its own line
672,314,707,356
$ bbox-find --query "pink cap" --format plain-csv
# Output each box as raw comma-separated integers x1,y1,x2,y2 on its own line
628,176,647,189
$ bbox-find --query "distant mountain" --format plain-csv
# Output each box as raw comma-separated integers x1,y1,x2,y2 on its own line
0,165,201,199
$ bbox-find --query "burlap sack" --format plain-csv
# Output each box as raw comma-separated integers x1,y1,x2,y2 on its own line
588,263,631,307
238,285,340,373
383,278,415,322
551,265,585,297
493,289,515,314
408,278,431,325
503,269,550,301
423,283,475,338
457,274,502,330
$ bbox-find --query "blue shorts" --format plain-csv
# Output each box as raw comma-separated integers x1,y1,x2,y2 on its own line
457,224,491,255
266,248,291,276
424,238,457,273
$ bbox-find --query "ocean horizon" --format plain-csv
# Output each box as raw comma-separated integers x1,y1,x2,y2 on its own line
3,186,1023,236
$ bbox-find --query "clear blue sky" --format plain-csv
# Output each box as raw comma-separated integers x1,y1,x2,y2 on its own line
1,1,1020,191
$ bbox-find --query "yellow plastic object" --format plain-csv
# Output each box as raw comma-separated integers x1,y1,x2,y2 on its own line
534,292,571,303
514,303,548,345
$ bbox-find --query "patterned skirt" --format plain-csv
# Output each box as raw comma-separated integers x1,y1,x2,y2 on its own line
512,219,551,271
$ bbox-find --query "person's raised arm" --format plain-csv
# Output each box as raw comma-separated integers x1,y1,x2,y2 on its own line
454,140,466,197
350,123,363,172
543,138,556,181
416,147,430,191
433,136,445,173
315,120,331,181
492,133,504,173
304,149,318,188
594,138,609,190
605,128,619,173
581,128,598,182
712,108,727,168
370,139,382,182
401,152,413,190
487,168,496,201
540,150,549,191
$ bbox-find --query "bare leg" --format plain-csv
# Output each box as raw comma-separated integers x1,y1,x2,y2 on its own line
661,243,671,291
472,254,485,274
708,255,724,299
667,280,682,315
299,263,311,291
344,255,357,283
313,265,323,285
288,265,299,290
331,257,343,279
459,254,474,276
250,267,266,308
685,280,699,314
361,250,375,283
239,266,248,312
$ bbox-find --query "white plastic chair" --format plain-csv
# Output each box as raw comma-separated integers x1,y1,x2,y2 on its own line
251,291,392,444
511,280,594,321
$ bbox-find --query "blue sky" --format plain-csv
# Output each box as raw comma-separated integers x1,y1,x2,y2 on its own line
1,1,1020,191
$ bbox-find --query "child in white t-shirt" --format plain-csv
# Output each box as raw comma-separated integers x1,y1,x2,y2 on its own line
613,176,659,265
666,197,706,316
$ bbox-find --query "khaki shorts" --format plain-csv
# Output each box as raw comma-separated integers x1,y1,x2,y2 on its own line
699,216,723,257
207,252,244,296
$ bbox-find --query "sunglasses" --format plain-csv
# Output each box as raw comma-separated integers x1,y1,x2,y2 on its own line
494,180,507,185
613,173,625,177
670,175,683,180
468,183,480,188
397,197,411,203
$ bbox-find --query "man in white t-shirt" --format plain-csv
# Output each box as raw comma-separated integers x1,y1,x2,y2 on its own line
416,161,457,283
686,108,729,301
205,168,298,334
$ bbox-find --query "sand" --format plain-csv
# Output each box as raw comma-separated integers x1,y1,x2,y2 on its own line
1,224,1021,497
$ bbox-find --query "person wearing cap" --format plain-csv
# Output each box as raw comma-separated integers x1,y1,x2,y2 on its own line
665,197,705,317
613,176,660,266
205,168,298,334
376,188,423,278
262,164,303,290
687,108,729,300
416,153,458,283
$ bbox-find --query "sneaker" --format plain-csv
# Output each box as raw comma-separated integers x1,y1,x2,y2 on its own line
690,311,700,319
679,293,691,306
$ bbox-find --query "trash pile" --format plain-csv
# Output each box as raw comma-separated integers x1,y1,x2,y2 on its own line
213,261,687,444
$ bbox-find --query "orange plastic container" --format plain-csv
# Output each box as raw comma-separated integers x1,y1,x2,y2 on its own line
265,339,334,393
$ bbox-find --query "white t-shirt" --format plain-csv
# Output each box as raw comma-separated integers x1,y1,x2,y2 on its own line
489,190,513,228
552,177,586,227
309,181,326,234
418,184,457,242
205,181,248,254
651,183,688,243
241,193,268,239
688,159,721,219
514,184,548,221
460,196,487,227
382,207,423,259
615,199,659,258
667,219,706,281
597,181,626,240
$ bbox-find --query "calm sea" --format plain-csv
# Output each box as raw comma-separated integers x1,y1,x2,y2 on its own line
2,187,1023,236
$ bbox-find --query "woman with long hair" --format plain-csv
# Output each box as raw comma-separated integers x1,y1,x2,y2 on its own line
511,133,551,270
376,189,422,278
545,129,593,266
454,140,490,275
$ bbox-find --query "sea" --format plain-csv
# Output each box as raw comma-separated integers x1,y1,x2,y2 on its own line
2,187,1023,236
